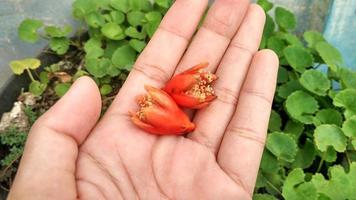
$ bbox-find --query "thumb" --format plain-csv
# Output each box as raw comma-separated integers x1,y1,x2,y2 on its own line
8,77,101,200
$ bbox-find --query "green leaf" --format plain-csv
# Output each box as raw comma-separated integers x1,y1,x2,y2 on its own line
314,124,347,152
277,67,289,83
284,120,304,141
127,11,146,27
155,0,172,9
275,7,297,30
278,32,303,46
49,37,70,55
320,147,337,163
315,42,344,71
10,58,41,75
284,46,314,73
277,80,303,99
312,163,356,200
253,194,277,200
130,0,152,11
260,150,279,174
18,19,43,43
342,116,356,138
257,0,274,12
333,89,356,112
39,71,49,84
285,91,319,124
84,38,104,59
55,83,71,97
85,12,106,28
72,0,97,19
104,40,128,58
303,31,325,48
112,44,136,69
110,11,125,24
110,0,130,13
129,39,147,52
44,25,72,37
282,168,317,200
125,27,146,39
101,23,125,40
267,36,285,57
263,14,275,38
145,11,162,22
85,58,107,78
314,109,343,126
299,69,330,96
29,81,47,96
100,84,113,96
266,132,297,162
268,110,282,132
292,139,316,169
338,67,356,89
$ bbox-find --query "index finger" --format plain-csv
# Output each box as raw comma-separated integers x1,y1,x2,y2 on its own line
109,0,209,115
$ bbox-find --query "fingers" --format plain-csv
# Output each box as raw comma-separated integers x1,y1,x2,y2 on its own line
176,0,250,73
188,4,266,153
108,0,208,115
217,50,279,195
8,77,101,200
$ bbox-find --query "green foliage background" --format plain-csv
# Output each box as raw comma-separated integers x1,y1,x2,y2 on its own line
2,0,356,199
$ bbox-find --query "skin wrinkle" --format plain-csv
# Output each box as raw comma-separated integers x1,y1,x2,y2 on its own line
78,150,125,199
227,126,266,147
133,62,172,84
76,179,108,200
114,144,140,200
150,140,172,200
219,165,251,198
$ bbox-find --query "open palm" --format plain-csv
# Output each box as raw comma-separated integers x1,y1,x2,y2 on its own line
9,0,278,199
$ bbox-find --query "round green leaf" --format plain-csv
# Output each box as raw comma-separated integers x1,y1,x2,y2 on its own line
315,41,344,72
101,23,125,40
268,110,282,132
130,0,152,11
72,0,97,19
277,67,289,83
125,27,146,39
145,11,162,22
85,58,106,78
127,11,145,27
10,58,41,75
285,91,319,124
333,89,356,112
18,19,43,43
39,71,49,84
284,120,304,141
275,7,297,30
29,81,47,96
299,69,330,96
260,150,279,174
314,124,347,152
100,84,113,96
267,36,285,57
112,44,136,69
277,80,303,99
110,0,130,13
284,46,314,73
266,132,297,162
292,139,316,169
84,38,104,59
257,0,274,12
110,11,125,24
282,169,317,200
49,38,70,55
314,109,343,126
303,31,325,48
155,0,172,9
55,83,71,97
263,14,275,38
129,39,147,52
342,116,356,138
85,12,106,28
44,25,72,38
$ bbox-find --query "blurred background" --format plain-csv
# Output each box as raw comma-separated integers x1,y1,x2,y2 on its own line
0,0,355,90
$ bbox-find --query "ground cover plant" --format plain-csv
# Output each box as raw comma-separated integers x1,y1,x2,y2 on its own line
1,0,356,199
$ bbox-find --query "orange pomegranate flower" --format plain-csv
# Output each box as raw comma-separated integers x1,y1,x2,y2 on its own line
131,86,195,135
164,62,218,109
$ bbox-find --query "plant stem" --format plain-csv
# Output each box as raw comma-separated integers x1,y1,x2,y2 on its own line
345,151,351,167
25,68,36,82
316,159,324,173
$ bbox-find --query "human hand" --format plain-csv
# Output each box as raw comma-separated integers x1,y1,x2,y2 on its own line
8,0,278,199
